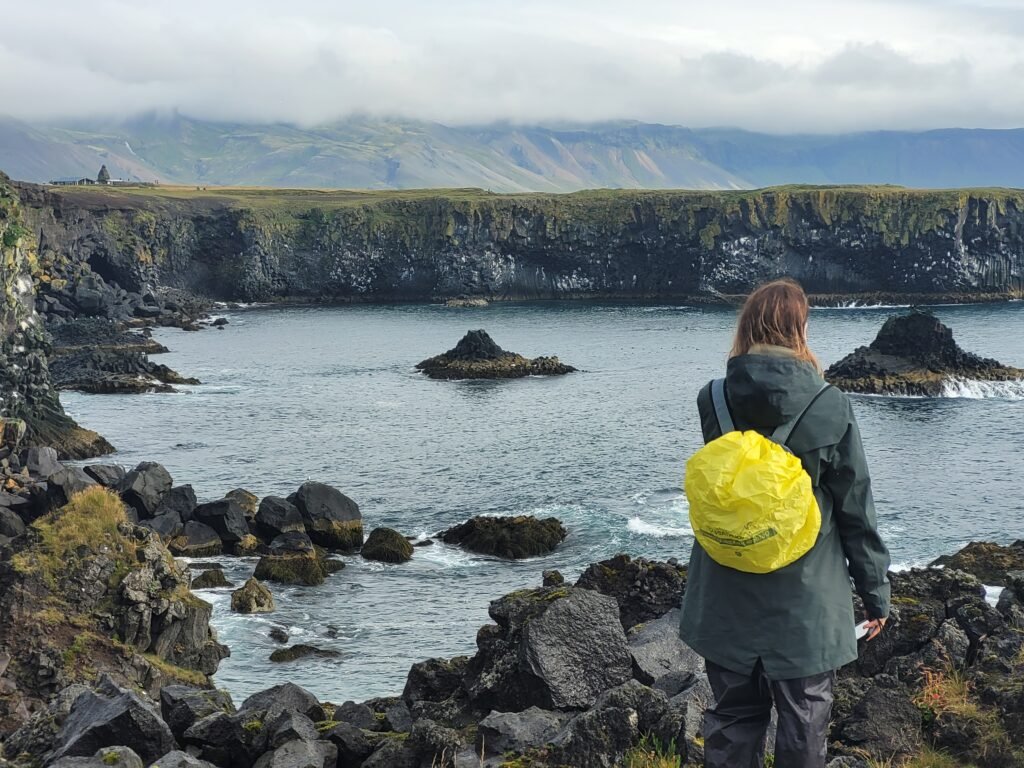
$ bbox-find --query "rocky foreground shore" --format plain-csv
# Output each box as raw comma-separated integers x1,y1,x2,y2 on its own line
0,441,1022,768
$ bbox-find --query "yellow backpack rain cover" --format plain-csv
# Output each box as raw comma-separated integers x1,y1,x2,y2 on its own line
684,379,825,574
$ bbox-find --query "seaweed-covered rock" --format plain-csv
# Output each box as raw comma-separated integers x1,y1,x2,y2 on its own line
575,554,687,630
253,533,326,586
231,578,275,614
360,527,413,563
416,330,576,380
440,515,566,559
191,569,232,590
269,645,340,663
931,541,1024,585
288,482,362,551
826,311,1024,396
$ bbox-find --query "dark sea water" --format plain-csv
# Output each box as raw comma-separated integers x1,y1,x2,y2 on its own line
61,301,1024,704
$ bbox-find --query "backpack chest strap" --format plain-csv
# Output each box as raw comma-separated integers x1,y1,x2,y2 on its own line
770,382,831,446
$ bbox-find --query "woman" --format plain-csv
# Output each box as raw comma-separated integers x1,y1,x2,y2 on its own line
679,279,891,768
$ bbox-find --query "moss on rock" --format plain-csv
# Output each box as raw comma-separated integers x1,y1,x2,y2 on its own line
361,527,414,563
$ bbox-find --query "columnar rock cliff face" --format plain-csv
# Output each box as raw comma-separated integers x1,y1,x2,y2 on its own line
0,174,110,457
14,184,1024,303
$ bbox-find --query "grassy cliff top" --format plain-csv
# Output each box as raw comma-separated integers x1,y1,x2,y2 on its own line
30,182,1024,214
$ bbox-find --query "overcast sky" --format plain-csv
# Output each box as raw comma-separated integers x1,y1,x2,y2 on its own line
2,0,1023,132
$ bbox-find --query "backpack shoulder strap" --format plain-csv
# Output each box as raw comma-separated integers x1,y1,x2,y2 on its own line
771,382,831,447
710,378,735,435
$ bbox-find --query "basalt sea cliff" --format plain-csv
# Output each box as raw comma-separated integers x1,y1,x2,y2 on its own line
13,182,1024,305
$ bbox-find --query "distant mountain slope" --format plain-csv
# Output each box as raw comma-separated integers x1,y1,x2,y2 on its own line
1,114,1023,191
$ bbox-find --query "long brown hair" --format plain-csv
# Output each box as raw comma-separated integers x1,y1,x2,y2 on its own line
730,279,821,371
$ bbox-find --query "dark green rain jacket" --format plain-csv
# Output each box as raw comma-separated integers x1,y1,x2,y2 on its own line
679,347,891,680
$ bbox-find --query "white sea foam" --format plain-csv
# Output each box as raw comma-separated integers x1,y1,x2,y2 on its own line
627,516,692,538
813,302,911,310
939,378,1024,400
984,585,1005,607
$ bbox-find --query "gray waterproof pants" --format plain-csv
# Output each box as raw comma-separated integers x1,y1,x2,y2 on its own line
703,660,833,768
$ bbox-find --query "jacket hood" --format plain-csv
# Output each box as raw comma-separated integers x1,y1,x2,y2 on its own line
725,350,825,429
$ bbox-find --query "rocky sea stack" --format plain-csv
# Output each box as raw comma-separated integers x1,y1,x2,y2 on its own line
416,330,576,380
826,309,1024,396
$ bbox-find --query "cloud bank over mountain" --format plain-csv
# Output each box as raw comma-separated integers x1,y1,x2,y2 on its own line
2,0,1024,132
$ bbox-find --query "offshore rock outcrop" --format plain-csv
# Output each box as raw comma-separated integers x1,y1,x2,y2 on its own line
417,330,576,380
826,310,1024,396
12,183,1024,305
0,174,112,458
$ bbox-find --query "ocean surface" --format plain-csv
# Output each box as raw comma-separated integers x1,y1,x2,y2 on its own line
61,300,1024,704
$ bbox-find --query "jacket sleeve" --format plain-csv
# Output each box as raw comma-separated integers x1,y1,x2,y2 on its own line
825,406,892,619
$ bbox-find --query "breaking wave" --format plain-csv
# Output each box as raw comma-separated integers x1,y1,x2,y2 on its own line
627,516,693,538
939,378,1024,400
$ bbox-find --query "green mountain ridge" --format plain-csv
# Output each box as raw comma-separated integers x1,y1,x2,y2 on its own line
2,114,1023,191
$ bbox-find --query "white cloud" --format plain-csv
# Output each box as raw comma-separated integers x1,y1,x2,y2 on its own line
0,0,1022,131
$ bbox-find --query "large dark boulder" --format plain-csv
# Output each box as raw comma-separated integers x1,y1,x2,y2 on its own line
266,710,318,748
0,507,26,539
46,467,99,510
833,681,923,761
26,446,62,478
121,462,173,517
575,554,687,630
440,515,566,559
160,686,236,741
252,739,335,768
225,489,259,521
416,330,577,380
49,746,143,768
360,527,413,563
288,482,362,551
157,485,198,521
170,522,223,557
139,512,184,541
83,463,126,488
148,751,218,768
46,684,177,765
192,499,250,544
322,722,372,767
240,683,322,721
826,310,1024,396
477,707,569,755
402,656,469,706
467,586,634,712
627,608,704,686
546,705,639,768
182,711,257,768
255,496,305,540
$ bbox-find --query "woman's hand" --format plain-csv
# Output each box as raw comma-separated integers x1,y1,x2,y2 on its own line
864,617,887,641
